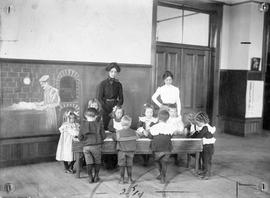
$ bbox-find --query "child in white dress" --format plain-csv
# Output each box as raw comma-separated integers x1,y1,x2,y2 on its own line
56,111,79,173
136,103,158,137
136,103,158,166
167,105,184,135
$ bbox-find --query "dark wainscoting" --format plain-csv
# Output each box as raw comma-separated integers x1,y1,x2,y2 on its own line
0,58,152,167
0,135,59,168
219,69,263,136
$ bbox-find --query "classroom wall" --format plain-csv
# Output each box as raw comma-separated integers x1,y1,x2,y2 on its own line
0,0,154,166
220,2,264,70
0,0,153,64
219,2,265,136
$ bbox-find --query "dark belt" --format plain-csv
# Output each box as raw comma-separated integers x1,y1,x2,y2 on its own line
106,99,117,102
162,103,176,108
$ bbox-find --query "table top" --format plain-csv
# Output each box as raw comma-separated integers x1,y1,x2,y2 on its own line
72,132,202,153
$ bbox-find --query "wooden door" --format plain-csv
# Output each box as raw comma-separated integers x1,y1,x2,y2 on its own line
155,46,181,90
181,49,210,114
155,45,210,115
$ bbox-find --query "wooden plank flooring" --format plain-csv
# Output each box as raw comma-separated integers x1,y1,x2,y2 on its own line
0,152,269,198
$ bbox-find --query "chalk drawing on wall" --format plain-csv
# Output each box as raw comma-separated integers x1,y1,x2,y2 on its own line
56,69,81,121
3,74,61,132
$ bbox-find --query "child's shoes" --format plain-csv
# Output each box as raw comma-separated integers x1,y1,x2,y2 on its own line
65,169,73,174
93,176,100,183
156,174,161,180
119,177,125,184
127,178,135,184
160,177,166,184
200,175,210,180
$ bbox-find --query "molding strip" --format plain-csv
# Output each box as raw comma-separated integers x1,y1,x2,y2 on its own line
0,58,152,68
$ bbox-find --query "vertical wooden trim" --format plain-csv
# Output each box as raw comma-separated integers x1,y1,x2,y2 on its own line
262,9,269,129
151,0,158,97
212,5,223,126
262,10,269,79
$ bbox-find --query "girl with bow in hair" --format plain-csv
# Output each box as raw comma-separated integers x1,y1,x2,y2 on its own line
56,111,80,173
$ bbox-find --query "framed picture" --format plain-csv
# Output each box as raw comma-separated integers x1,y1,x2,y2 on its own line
250,57,261,71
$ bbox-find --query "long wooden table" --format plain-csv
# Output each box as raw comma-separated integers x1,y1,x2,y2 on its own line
72,135,202,178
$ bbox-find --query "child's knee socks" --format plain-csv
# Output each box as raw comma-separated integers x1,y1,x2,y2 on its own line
87,164,93,183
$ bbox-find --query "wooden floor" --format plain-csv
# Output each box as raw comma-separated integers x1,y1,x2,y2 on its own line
1,132,270,198
0,156,212,198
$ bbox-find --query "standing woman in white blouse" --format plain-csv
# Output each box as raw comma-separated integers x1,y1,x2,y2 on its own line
151,71,182,116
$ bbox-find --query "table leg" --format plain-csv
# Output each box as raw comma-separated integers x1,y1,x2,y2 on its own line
187,154,190,168
75,152,81,178
195,152,199,172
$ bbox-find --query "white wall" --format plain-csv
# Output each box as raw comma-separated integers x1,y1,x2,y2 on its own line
220,3,264,70
0,0,153,64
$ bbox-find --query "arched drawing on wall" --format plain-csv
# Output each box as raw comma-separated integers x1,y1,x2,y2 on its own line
56,69,81,123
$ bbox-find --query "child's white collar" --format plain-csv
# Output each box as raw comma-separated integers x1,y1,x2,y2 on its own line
139,116,158,123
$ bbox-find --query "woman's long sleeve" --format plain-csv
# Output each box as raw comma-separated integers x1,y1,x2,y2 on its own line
151,87,162,107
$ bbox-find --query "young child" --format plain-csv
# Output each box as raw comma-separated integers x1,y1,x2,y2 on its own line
167,105,184,165
56,111,79,173
167,105,184,135
149,109,175,184
78,108,106,183
105,106,124,169
191,112,216,180
136,103,158,137
108,106,124,132
184,112,216,136
183,112,197,137
88,98,103,122
114,115,137,184
136,103,157,166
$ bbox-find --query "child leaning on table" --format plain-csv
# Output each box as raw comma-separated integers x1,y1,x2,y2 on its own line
105,106,124,169
56,111,80,173
190,112,216,180
114,115,137,184
78,108,106,183
136,103,158,137
167,105,184,135
136,103,157,166
107,106,125,132
183,112,197,137
149,109,175,184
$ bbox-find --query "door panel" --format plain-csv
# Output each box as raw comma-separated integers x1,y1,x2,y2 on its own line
195,54,208,110
155,51,167,89
155,47,181,91
182,49,209,113
181,52,194,109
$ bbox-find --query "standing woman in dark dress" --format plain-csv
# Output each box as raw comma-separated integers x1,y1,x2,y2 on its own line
98,62,124,130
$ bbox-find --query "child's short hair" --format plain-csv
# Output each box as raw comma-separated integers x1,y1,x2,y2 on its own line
183,112,196,124
84,108,98,118
158,109,170,122
142,103,154,116
121,115,132,127
111,106,124,118
194,111,209,124
87,98,102,112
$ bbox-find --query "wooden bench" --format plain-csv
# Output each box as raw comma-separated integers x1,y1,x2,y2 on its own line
72,136,202,178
